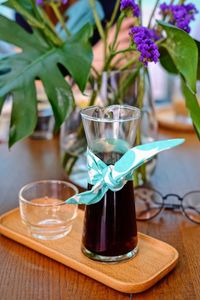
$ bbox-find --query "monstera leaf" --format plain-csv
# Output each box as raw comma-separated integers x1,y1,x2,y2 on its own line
0,15,93,147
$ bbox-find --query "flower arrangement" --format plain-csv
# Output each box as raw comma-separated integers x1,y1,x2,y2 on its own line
0,0,200,150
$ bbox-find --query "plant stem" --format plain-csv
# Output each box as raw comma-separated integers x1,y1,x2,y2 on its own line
156,37,166,46
114,47,136,56
104,48,135,70
91,66,100,78
37,6,58,36
111,13,124,51
140,164,146,183
148,0,160,28
133,171,139,187
104,53,115,71
11,1,44,29
33,3,62,45
138,0,142,25
50,2,71,37
112,67,140,103
107,0,121,28
137,69,147,184
137,69,145,109
104,28,108,64
111,55,127,68
89,0,105,41
10,1,63,46
119,55,140,71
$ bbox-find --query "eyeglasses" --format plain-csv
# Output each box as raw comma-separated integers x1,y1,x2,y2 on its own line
134,186,200,224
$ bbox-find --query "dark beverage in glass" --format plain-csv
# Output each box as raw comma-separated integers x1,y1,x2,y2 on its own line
80,105,141,262
82,151,138,258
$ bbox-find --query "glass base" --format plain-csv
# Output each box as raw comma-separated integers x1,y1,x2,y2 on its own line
28,224,72,240
81,245,139,263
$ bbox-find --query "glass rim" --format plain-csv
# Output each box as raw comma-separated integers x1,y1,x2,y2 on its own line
80,105,141,123
19,180,79,207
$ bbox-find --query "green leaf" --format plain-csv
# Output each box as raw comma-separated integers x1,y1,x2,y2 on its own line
59,24,93,92
39,64,74,130
195,39,200,80
69,22,93,42
0,14,47,51
159,46,178,74
181,79,200,139
158,21,198,92
13,0,33,11
9,82,37,147
0,95,5,113
0,16,93,146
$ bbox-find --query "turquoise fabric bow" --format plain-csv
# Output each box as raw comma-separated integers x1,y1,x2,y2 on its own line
66,139,184,205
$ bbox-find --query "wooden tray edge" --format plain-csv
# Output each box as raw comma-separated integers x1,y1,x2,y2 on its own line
0,208,179,294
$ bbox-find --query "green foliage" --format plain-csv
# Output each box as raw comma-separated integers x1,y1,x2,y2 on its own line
57,0,104,37
158,21,200,137
159,47,178,75
181,80,200,139
0,1,200,147
158,21,198,93
195,39,200,80
0,96,5,113
0,15,93,147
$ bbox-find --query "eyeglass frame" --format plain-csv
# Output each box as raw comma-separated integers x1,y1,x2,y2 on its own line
134,186,200,224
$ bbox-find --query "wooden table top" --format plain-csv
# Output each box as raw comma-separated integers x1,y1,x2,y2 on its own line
0,129,200,300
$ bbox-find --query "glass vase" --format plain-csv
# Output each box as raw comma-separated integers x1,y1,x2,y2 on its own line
80,105,141,262
60,107,88,187
60,69,158,187
100,69,158,183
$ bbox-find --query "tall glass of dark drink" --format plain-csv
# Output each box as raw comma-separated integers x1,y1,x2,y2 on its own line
81,105,141,262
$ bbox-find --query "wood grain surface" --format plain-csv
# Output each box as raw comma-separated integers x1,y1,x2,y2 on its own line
0,209,178,294
0,130,200,300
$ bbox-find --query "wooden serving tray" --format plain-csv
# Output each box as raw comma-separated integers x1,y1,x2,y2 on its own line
0,208,178,294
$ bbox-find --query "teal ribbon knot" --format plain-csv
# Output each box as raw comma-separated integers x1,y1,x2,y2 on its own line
66,139,185,205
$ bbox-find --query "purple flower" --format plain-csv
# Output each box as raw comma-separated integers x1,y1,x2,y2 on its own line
36,0,44,4
129,26,160,66
120,0,140,17
159,2,198,33
36,0,68,5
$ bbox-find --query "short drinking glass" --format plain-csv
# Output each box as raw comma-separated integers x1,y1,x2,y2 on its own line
19,180,78,240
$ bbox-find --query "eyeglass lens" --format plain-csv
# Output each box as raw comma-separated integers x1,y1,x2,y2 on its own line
134,188,163,220
134,187,200,224
182,191,200,224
